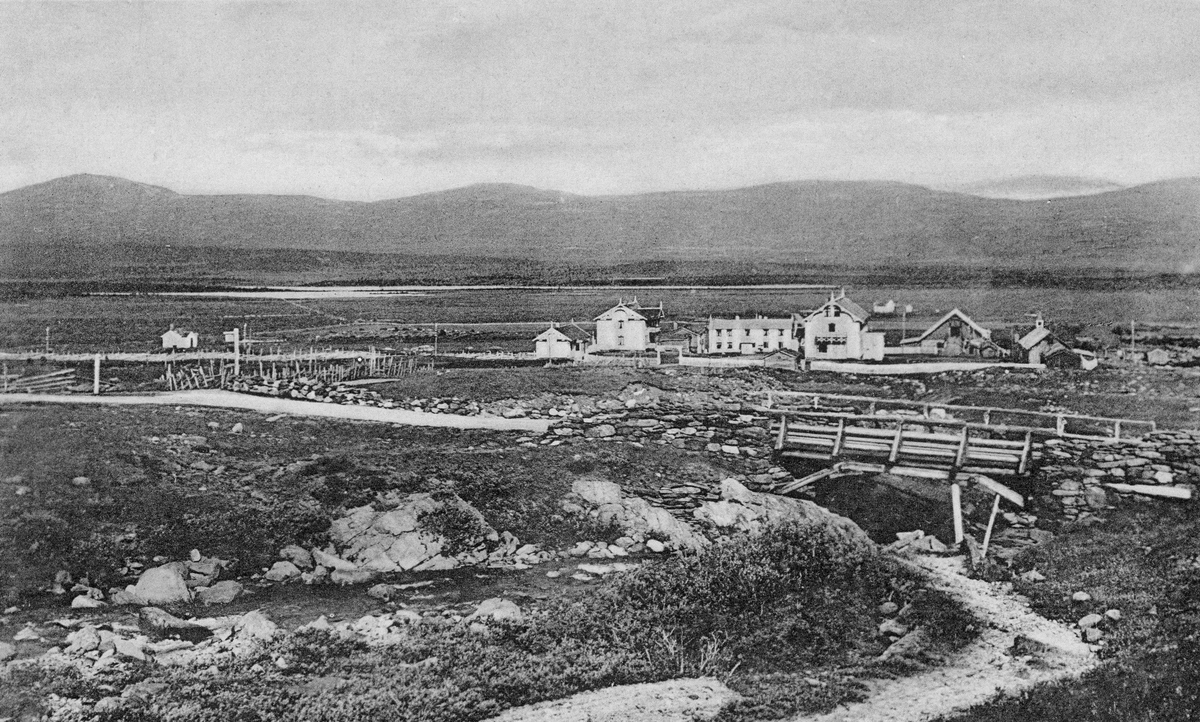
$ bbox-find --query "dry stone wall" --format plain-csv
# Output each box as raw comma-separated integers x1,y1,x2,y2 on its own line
1038,430,1200,520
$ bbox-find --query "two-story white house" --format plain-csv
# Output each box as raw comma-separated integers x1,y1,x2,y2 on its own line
707,316,799,355
592,300,662,352
799,294,884,361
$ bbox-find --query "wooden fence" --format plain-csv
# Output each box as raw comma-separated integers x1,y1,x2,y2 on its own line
1,368,78,394
164,353,430,391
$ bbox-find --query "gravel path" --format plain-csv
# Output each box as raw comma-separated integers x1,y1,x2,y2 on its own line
795,555,1098,722
484,555,1096,722
0,389,551,432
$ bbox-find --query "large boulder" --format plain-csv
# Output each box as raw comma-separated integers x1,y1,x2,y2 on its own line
566,477,870,553
693,479,870,550
133,566,192,605
329,491,494,573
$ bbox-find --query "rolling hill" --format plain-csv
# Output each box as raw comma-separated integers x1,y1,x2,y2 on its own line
2,174,1199,279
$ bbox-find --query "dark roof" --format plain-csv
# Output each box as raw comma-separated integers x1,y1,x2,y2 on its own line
559,323,594,342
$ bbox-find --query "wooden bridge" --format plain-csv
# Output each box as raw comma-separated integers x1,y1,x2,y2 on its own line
764,390,1156,441
763,391,1157,558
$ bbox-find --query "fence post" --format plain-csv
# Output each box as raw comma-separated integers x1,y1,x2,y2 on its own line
93,354,101,395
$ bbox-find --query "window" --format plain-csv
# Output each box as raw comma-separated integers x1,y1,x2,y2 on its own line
617,336,625,346
834,307,841,317
828,323,836,333
950,322,961,338
618,320,624,329
745,329,751,337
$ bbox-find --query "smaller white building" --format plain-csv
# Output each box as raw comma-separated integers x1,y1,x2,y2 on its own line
161,326,198,350
533,324,592,360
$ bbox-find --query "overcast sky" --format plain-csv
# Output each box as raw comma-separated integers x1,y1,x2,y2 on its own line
2,0,1199,199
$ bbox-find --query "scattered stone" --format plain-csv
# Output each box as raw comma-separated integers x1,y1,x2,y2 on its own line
65,626,102,653
1077,614,1104,629
70,595,105,609
468,598,523,623
264,561,302,582
0,641,15,661
1083,627,1104,643
1104,609,1122,622
571,572,594,582
1071,591,1092,602
1020,570,1047,583
235,611,279,641
312,549,357,571
331,568,378,586
134,566,192,605
280,544,314,569
878,618,909,637
230,423,244,434
70,476,91,487
138,607,212,643
645,539,666,553
195,581,244,606
13,626,40,642
878,601,899,615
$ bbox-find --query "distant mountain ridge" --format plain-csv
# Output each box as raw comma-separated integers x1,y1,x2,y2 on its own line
2,173,1199,275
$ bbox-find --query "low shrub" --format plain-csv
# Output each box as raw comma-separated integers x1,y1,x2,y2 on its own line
117,522,965,722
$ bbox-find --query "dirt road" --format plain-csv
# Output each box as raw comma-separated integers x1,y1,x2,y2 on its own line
0,389,551,433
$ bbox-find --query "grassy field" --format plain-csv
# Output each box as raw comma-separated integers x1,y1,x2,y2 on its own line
4,284,1200,353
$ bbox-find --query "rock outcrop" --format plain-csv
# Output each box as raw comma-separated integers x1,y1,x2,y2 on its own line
567,476,870,551
329,491,495,573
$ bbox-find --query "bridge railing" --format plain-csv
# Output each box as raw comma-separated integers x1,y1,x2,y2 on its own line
763,390,1155,441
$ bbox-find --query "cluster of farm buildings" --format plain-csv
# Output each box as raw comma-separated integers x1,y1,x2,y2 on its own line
533,293,1098,369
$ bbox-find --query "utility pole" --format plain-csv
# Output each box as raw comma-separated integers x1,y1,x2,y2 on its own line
433,323,438,357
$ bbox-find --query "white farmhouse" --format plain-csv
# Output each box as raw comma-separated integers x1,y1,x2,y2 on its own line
161,325,199,350
799,294,884,361
707,316,799,355
592,300,662,352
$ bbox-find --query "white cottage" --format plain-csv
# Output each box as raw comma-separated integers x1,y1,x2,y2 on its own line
533,324,592,360
161,325,199,350
799,294,884,361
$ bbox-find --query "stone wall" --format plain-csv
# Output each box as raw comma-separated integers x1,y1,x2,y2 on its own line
1038,430,1200,520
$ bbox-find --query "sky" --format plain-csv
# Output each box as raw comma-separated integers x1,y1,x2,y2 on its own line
2,0,1200,200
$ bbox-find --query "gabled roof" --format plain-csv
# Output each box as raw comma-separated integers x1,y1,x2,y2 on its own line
1017,325,1052,350
763,348,798,359
558,323,594,342
534,323,593,343
659,327,701,341
901,308,993,345
802,294,869,323
594,302,647,322
162,328,196,337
